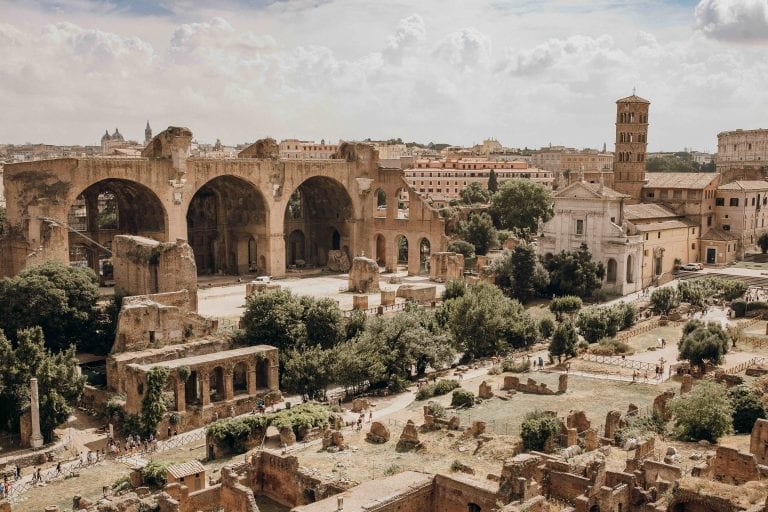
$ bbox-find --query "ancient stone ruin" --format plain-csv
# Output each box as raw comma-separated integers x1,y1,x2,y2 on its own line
348,256,379,293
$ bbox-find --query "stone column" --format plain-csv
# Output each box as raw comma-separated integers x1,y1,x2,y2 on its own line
200,370,211,407
224,368,234,401
407,236,421,276
175,378,186,413
266,233,286,279
268,357,279,391
247,363,257,395
29,377,44,448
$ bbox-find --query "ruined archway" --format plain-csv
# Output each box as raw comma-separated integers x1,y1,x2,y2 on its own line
375,234,386,266
606,258,617,283
420,238,431,274
396,235,409,266
185,371,201,406
284,177,354,268
287,230,306,266
67,178,167,278
187,176,268,275
395,188,410,219
374,188,387,218
233,361,248,395
209,366,225,402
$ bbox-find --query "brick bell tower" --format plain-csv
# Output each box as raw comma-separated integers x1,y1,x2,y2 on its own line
613,93,650,202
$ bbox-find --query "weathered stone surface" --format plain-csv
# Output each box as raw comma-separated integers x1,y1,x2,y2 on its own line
380,290,397,306
652,390,675,420
348,257,379,293
566,410,590,433
279,426,296,447
366,421,390,444
396,420,421,451
351,398,371,413
478,381,493,399
327,250,351,272
604,410,623,440
558,373,568,393
429,252,464,282
750,418,768,464
395,284,436,302
503,376,554,395
680,374,693,394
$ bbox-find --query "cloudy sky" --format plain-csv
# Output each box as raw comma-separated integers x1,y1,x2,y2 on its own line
1,0,767,151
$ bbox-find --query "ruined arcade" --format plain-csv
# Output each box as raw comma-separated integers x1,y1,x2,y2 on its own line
0,128,446,279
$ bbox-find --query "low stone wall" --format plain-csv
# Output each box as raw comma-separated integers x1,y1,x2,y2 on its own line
502,376,556,395
433,473,499,512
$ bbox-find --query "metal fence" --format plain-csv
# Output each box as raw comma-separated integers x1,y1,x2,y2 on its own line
579,353,658,372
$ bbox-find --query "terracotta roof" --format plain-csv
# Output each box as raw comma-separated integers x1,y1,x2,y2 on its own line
616,94,650,104
633,220,692,231
717,180,768,191
166,460,205,479
700,227,739,241
643,172,718,189
624,203,678,221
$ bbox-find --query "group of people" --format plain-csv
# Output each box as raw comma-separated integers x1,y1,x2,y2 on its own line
109,433,159,457
632,362,666,383
354,410,374,431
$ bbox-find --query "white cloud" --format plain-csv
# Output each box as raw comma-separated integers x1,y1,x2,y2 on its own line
432,27,492,70
501,35,627,76
695,0,768,41
383,14,426,64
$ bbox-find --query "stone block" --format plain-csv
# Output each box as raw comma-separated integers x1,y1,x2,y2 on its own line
279,427,296,447
653,390,675,420
352,295,369,310
351,398,371,412
327,250,351,272
558,374,568,393
584,428,598,451
680,374,692,394
478,381,493,399
380,290,397,306
396,420,421,452
348,257,379,293
395,284,437,303
470,421,486,436
366,421,390,444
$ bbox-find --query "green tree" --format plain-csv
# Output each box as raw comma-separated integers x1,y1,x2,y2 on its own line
677,320,729,374
520,410,560,451
544,245,605,299
141,366,170,437
0,327,85,441
728,384,766,433
489,180,553,235
650,287,679,315
241,288,307,350
669,381,733,442
759,233,768,254
0,262,100,351
549,321,578,361
445,282,537,359
283,345,334,400
538,315,555,339
442,279,467,301
333,338,386,393
447,240,475,259
576,307,622,343
458,213,497,256
488,169,499,194
344,309,367,341
459,182,491,204
300,297,344,349
489,245,549,303
548,295,582,321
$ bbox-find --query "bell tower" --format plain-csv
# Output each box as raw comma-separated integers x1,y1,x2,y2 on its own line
613,93,649,201
145,121,152,145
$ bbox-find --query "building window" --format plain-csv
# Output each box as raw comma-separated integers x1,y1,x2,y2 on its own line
723,224,731,231
730,198,739,207
576,219,584,235
646,191,655,198
673,190,682,199
692,243,696,249
715,197,724,206
657,232,661,239
753,197,757,206
708,216,713,226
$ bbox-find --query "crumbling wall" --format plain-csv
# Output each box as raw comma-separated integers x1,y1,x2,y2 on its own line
429,252,464,282
433,474,499,512
113,235,198,311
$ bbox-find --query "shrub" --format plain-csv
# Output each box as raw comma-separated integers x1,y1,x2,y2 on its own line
451,389,475,408
502,358,531,373
105,398,124,421
450,459,464,472
732,300,747,318
614,413,664,446
728,384,766,433
590,338,633,356
650,287,679,315
434,379,460,396
443,279,467,301
615,302,638,329
383,464,402,476
425,401,446,418
416,383,437,401
520,410,560,451
576,307,621,343
669,381,733,442
548,296,582,320
538,316,555,339
141,461,169,488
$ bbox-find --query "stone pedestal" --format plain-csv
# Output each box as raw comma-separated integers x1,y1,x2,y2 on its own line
380,290,397,306
353,295,369,310
30,377,44,448
348,257,379,293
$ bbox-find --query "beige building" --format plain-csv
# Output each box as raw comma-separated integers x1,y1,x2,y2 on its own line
537,180,644,296
624,204,698,287
278,139,338,159
714,180,768,257
404,158,553,206
531,147,613,189
641,172,719,234
716,128,768,181
613,95,649,200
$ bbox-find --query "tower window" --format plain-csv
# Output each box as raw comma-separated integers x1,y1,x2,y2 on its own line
730,198,739,207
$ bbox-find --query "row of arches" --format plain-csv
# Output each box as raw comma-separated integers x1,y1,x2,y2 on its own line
618,132,646,143
374,188,410,220
66,175,356,277
617,152,646,163
179,359,270,408
618,112,647,123
373,233,432,274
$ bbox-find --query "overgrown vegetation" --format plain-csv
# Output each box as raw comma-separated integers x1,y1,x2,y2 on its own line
677,320,729,374
502,358,531,373
207,403,331,454
614,413,664,446
650,287,679,315
576,303,637,343
140,367,170,437
451,389,475,408
728,384,766,434
669,381,733,442
589,338,633,356
141,461,170,488
520,410,560,451
415,379,460,400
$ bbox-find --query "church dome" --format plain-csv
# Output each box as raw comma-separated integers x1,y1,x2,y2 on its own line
101,129,111,142
111,128,124,141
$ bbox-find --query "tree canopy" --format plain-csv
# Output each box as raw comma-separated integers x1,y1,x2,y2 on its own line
549,321,578,361
459,182,491,205
677,319,729,373
0,327,85,441
444,282,538,360
0,262,100,351
489,180,553,235
650,287,679,316
458,212,497,256
488,244,548,303
669,381,732,442
544,244,605,299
